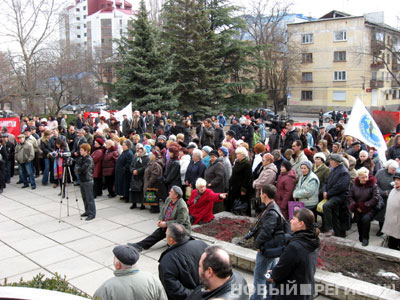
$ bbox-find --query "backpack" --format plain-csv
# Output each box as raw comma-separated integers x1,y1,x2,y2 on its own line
261,208,293,258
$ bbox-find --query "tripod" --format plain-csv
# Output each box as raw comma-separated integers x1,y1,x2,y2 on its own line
58,164,82,222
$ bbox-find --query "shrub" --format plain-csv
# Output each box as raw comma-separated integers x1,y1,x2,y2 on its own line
1,273,92,299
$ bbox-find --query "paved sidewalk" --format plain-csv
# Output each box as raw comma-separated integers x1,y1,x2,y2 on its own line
0,181,377,299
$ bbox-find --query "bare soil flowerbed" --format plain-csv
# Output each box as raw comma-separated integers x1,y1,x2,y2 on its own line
194,217,400,291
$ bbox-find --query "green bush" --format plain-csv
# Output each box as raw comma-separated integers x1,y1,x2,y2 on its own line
1,273,92,299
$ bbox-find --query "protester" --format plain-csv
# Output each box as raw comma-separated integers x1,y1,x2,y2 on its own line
129,143,150,209
115,139,134,201
16,134,36,189
382,172,400,250
102,140,119,198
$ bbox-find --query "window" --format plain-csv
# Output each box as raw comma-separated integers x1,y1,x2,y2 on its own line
333,91,346,101
301,91,312,100
84,33,87,37
120,29,123,34
77,26,80,30
334,71,346,81
375,32,384,42
381,72,385,80
371,71,377,80
386,72,390,81
302,53,312,63
334,31,347,41
302,34,313,44
76,17,80,21
334,51,346,61
77,34,81,38
84,24,86,28
83,6,86,10
387,53,390,62
120,19,122,25
84,15,86,19
76,8,80,12
302,72,312,81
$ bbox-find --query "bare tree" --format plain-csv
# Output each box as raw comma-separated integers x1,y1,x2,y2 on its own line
0,0,59,112
244,0,301,112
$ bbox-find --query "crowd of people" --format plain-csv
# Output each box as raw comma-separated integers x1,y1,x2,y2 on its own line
1,108,400,299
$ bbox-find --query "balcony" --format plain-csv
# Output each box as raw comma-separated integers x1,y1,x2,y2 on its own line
370,79,384,88
370,62,384,69
392,80,400,88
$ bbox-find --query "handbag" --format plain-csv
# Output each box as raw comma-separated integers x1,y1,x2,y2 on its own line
288,200,305,220
317,199,328,213
232,199,248,216
374,195,385,212
144,188,159,206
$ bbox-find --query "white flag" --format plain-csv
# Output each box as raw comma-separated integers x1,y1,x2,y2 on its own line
344,97,387,163
114,102,132,122
100,109,111,119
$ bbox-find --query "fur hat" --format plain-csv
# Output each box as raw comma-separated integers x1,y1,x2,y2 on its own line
313,152,326,162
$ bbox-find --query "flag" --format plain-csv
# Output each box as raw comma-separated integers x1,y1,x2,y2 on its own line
344,97,387,163
114,102,132,122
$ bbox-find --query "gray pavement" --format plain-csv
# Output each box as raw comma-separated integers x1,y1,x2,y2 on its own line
0,181,379,298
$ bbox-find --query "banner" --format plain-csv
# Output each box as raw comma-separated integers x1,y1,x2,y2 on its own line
344,97,387,163
100,109,111,119
114,102,132,122
0,117,21,141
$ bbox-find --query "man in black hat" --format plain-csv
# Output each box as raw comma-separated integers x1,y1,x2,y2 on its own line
351,140,362,160
322,154,351,237
94,245,167,300
128,185,191,252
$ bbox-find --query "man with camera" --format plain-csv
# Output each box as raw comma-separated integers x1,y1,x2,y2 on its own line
247,184,289,300
16,134,36,189
76,143,96,221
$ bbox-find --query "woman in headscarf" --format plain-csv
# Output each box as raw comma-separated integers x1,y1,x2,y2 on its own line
129,143,150,209
114,139,134,202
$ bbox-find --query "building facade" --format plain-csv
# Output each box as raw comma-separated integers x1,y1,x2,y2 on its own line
60,0,135,57
287,11,400,112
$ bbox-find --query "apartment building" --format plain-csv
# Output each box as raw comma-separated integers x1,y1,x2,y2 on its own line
60,0,135,57
287,10,400,112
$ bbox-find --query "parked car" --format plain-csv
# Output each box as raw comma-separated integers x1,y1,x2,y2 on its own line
93,102,110,110
0,110,18,118
253,108,278,120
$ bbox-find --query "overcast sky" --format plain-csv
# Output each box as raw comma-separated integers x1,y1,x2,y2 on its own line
233,0,399,28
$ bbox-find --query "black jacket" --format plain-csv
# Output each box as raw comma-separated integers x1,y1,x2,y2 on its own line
271,230,320,300
324,163,350,204
4,141,15,160
254,202,282,250
229,123,242,139
185,160,206,188
159,239,208,300
76,155,94,182
129,154,150,192
214,126,225,149
186,271,248,300
282,129,300,153
200,126,215,147
163,158,182,190
204,159,225,193
241,125,254,149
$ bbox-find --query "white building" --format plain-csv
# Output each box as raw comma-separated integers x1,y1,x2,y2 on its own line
60,0,136,57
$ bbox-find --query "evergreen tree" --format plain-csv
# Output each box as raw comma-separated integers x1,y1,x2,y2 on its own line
162,0,226,117
113,0,178,112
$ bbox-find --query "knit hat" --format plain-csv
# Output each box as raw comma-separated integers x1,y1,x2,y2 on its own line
313,152,326,162
202,146,212,154
209,150,219,158
158,135,167,141
282,160,292,171
95,138,104,146
171,185,183,198
219,146,229,157
169,135,176,142
187,142,197,149
144,132,152,139
113,245,139,266
300,160,313,171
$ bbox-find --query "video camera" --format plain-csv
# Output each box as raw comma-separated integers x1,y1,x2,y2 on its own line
49,151,74,166
265,115,287,133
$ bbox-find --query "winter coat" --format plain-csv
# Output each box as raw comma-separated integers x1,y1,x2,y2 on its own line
102,146,119,176
221,156,232,191
200,126,215,147
187,271,248,300
204,158,225,193
143,157,164,192
253,201,283,250
241,125,254,149
268,132,282,151
72,135,87,155
159,197,191,233
91,148,105,178
349,175,379,215
76,155,94,182
382,187,400,239
252,163,278,196
376,169,395,200
183,127,192,145
187,188,223,224
290,151,309,178
93,268,167,300
229,123,242,140
293,171,320,208
16,142,34,164
276,169,297,219
115,149,134,197
185,160,206,188
387,135,400,160
372,156,383,176
227,157,252,215
40,138,53,158
355,158,375,174
214,126,225,149
158,239,208,300
313,163,330,197
179,155,191,185
163,158,181,191
324,163,350,204
271,230,320,300
129,153,150,192
282,128,300,152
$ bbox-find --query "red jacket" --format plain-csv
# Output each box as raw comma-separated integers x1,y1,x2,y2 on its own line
91,148,104,178
275,169,297,219
188,188,223,224
102,146,119,176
